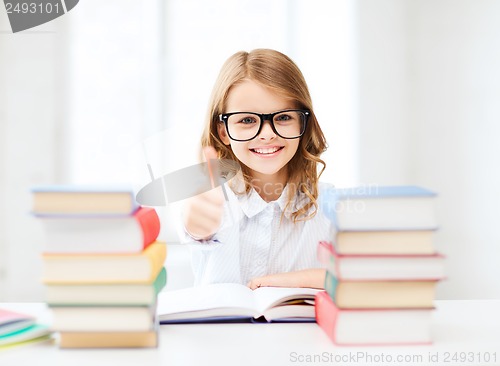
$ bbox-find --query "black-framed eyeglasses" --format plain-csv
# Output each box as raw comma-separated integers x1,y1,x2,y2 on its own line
219,109,310,142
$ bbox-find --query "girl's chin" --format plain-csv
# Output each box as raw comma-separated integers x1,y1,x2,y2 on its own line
247,164,287,178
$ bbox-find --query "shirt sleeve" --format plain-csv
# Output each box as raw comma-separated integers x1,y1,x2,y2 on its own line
173,204,224,251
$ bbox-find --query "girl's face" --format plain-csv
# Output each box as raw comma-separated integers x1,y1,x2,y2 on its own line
218,79,300,182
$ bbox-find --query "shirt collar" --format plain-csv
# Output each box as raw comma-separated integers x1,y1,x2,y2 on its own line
231,177,308,220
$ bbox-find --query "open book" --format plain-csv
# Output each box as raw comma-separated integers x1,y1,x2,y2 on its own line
157,283,321,323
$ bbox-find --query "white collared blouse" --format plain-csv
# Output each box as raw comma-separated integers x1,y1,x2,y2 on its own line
183,181,335,286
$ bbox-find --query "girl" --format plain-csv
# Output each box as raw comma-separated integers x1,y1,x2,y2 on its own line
182,49,335,289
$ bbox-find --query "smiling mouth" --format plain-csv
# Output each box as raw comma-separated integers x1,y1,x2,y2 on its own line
250,146,284,155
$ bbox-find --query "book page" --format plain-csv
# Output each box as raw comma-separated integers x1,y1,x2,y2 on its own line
251,287,321,314
157,283,258,320
262,304,316,322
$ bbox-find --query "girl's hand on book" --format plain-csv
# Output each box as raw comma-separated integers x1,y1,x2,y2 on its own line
182,147,225,241
247,269,326,290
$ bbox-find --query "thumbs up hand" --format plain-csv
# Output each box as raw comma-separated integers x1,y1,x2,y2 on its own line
182,147,225,240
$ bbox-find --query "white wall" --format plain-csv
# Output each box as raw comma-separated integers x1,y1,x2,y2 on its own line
2,0,499,301
356,0,413,183
0,13,69,301
355,0,500,299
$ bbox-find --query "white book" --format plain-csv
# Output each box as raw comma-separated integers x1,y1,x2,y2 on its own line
38,207,160,254
45,268,166,306
51,306,156,332
157,283,321,323
320,186,438,231
317,241,445,280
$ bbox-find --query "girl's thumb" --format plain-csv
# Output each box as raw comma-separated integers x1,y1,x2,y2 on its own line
202,146,219,188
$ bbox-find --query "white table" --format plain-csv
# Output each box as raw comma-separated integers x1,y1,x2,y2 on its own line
1,300,499,366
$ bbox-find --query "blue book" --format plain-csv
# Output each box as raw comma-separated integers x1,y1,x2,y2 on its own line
319,185,438,231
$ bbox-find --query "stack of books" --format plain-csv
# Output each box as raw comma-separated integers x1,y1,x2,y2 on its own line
316,186,445,345
32,186,166,348
0,308,52,349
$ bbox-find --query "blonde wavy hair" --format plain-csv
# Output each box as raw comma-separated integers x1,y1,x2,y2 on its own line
201,49,327,222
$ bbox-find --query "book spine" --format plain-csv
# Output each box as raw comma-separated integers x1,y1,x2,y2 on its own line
153,267,167,296
317,241,333,263
59,330,158,348
144,243,168,282
324,271,338,304
315,291,339,344
135,207,161,249
317,242,342,280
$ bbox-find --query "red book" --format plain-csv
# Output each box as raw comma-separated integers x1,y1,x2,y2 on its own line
315,291,433,346
40,207,161,254
317,241,445,281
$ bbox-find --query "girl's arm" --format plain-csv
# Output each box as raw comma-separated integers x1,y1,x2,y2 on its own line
247,269,326,290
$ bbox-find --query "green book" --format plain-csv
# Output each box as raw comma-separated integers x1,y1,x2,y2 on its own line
0,324,52,348
46,267,167,306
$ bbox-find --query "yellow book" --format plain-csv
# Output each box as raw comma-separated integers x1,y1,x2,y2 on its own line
42,242,166,284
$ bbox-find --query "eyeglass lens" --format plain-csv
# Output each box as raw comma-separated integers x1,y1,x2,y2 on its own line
226,111,306,140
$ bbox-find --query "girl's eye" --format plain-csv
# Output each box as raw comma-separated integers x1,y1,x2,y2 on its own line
239,117,258,124
275,114,293,122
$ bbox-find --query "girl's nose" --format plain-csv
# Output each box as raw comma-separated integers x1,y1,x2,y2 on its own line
258,120,277,140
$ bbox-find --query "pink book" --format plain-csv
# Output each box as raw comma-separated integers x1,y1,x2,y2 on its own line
315,291,433,346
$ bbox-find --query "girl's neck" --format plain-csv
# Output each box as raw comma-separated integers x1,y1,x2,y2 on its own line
249,168,288,202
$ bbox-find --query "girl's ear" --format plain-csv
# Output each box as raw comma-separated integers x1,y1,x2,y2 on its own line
217,123,231,145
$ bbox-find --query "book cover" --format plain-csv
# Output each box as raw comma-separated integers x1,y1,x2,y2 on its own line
40,207,160,254
42,242,167,284
315,291,433,346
